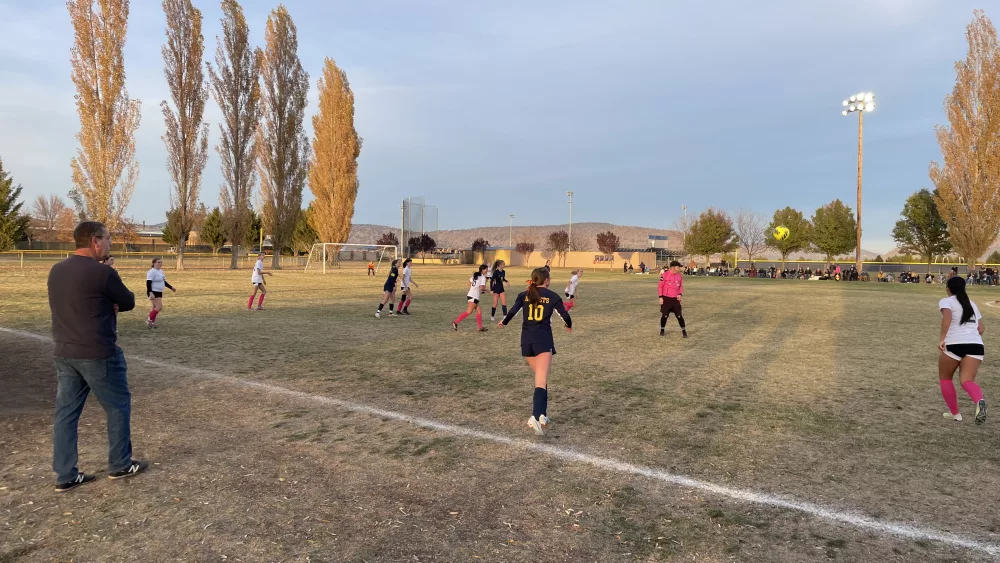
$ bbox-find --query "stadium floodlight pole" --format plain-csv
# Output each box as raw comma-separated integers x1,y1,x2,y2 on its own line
509,214,514,249
567,191,574,248
842,91,874,273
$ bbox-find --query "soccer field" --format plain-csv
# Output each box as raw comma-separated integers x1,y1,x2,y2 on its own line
2,267,999,562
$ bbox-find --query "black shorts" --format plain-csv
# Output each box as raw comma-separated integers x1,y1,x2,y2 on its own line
565,293,575,299
660,296,682,316
150,291,163,298
383,286,396,293
467,296,479,305
492,287,504,294
521,338,556,357
253,283,265,290
944,343,985,361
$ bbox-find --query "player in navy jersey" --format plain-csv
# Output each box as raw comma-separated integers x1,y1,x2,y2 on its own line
376,259,400,318
499,267,572,435
490,259,509,321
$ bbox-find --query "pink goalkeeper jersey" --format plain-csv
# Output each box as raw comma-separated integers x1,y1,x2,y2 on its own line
658,271,683,298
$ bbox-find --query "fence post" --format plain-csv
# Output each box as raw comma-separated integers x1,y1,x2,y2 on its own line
20,252,24,270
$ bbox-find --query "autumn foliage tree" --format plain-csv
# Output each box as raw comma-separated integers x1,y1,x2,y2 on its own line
683,208,737,266
257,5,310,268
207,0,262,269
595,230,620,259
309,58,361,246
161,0,209,269
31,195,76,242
376,232,399,247
931,10,1000,269
548,230,570,266
515,241,535,263
67,0,141,232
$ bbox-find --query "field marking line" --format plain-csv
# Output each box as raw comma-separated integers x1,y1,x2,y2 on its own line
985,301,1000,309
3,326,998,558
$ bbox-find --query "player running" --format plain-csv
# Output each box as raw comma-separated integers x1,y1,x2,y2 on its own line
145,257,176,328
376,259,400,318
564,269,582,312
454,264,489,332
498,267,572,435
938,276,988,424
398,258,419,315
658,260,687,338
248,252,271,311
490,259,509,321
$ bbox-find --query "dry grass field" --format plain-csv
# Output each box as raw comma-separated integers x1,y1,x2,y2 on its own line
2,265,999,562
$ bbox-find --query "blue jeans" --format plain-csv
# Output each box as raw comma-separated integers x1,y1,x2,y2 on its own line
53,347,132,483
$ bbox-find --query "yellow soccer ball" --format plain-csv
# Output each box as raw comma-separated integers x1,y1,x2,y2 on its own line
773,226,790,241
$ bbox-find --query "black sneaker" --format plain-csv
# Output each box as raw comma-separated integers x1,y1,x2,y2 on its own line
682,331,688,339
55,473,96,492
108,460,149,480
478,327,489,332
659,329,665,337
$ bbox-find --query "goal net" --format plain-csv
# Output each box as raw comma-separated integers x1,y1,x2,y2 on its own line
304,243,398,274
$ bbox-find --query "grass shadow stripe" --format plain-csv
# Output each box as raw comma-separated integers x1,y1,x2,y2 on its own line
2,325,997,559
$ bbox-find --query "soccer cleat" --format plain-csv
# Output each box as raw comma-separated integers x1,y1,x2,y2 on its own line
944,412,963,422
527,416,545,435
975,399,988,425
659,329,665,337
145,318,153,329
256,306,265,311
478,327,489,332
108,460,149,480
490,316,496,322
375,310,381,318
682,331,688,338
539,414,550,429
388,312,394,317
151,322,158,329
452,322,458,331
55,473,96,492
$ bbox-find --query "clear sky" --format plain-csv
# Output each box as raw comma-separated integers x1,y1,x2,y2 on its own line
0,0,988,252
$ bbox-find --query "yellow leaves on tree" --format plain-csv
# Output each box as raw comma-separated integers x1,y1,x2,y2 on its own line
309,58,362,245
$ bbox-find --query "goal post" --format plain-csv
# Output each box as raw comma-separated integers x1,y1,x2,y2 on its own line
304,243,399,274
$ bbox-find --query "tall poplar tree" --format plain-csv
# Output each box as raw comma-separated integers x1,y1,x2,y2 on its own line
67,0,141,233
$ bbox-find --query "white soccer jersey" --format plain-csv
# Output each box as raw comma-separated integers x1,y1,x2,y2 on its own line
467,275,486,299
252,259,265,284
146,268,166,292
401,266,412,288
566,274,579,295
940,296,983,345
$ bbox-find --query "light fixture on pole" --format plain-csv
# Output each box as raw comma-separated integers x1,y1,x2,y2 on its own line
509,214,514,249
841,92,874,273
567,191,574,249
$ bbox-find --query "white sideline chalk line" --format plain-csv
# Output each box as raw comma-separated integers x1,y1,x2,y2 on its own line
3,326,998,558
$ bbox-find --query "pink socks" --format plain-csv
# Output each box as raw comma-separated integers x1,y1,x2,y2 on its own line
247,295,254,310
149,309,159,322
961,381,984,404
940,380,960,415
565,302,575,311
455,311,470,324
476,312,483,329
257,294,265,307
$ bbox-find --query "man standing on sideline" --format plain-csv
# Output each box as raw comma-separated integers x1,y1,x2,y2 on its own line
48,221,147,491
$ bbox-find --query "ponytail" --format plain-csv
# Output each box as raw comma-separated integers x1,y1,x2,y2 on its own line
492,259,502,272
947,276,975,325
527,267,549,305
473,264,488,281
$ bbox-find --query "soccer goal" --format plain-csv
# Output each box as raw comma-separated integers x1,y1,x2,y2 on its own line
305,243,398,274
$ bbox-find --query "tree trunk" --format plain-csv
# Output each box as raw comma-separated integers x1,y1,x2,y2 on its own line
781,252,788,271
230,244,240,269
176,234,187,270
271,250,281,270
926,258,932,275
